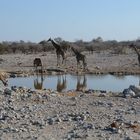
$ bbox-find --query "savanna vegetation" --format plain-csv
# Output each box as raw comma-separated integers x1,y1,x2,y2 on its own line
0,37,140,55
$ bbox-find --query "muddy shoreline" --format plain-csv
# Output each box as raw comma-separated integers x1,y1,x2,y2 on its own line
0,51,139,75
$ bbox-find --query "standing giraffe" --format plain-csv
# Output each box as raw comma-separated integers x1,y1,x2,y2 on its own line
47,38,66,67
129,43,140,66
71,47,87,70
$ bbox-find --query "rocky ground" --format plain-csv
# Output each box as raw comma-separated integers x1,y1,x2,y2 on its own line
1,85,140,140
0,51,140,140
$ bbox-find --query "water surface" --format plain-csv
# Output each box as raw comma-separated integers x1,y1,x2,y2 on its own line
8,74,140,92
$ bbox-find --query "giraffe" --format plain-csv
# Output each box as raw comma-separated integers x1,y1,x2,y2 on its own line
129,43,140,66
47,38,66,67
71,47,87,70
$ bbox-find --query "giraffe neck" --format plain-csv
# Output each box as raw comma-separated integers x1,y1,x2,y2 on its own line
51,40,60,50
72,47,79,55
134,46,140,56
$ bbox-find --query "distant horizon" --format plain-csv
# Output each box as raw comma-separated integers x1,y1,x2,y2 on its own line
0,0,140,43
0,37,138,43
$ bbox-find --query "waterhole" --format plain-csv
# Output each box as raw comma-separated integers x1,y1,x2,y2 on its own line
8,74,140,92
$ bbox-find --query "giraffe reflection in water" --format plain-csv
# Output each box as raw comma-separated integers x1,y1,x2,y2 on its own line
34,63,44,90
138,75,140,86
34,72,44,90
57,75,67,92
33,57,44,90
76,75,87,91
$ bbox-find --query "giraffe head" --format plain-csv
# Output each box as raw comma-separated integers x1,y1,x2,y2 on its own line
47,38,52,42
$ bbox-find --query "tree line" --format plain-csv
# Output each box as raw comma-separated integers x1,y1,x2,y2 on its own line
0,37,140,54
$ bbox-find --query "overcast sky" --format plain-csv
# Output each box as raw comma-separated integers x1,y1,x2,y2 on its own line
0,0,140,42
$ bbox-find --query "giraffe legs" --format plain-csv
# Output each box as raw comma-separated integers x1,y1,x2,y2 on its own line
62,58,64,65
76,60,87,72
77,61,80,72
57,55,61,67
83,61,87,71
62,58,66,68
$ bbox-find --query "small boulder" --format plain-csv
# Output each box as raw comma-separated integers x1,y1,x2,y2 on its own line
123,88,135,98
129,85,140,96
4,88,13,95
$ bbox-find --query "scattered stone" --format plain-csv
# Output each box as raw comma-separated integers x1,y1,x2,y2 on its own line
123,85,140,98
4,88,13,95
0,84,140,139
123,88,135,98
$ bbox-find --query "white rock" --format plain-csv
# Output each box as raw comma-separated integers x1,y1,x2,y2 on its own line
130,85,140,96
